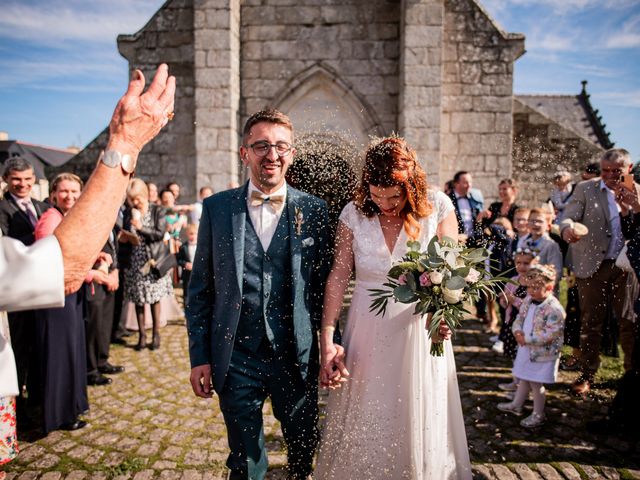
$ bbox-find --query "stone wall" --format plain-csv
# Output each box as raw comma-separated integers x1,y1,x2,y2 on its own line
440,0,524,197
239,0,401,154
193,0,241,194
399,0,443,183
512,99,603,208
50,0,197,199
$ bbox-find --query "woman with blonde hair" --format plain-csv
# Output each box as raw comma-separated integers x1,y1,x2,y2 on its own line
119,178,173,350
315,137,471,479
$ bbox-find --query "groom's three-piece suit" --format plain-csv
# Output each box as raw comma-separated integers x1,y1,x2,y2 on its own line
187,182,331,479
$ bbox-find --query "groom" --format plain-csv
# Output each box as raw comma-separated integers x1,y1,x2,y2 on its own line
187,109,332,479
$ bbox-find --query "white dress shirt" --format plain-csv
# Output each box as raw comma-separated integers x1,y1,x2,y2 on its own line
247,181,287,251
9,192,38,224
455,192,474,236
600,180,624,260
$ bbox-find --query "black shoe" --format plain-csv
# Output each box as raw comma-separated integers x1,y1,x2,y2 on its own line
111,337,128,345
87,374,112,386
134,337,147,351
149,334,160,350
99,363,125,375
60,419,87,431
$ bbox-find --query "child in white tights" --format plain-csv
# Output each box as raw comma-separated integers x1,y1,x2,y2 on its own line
497,264,566,428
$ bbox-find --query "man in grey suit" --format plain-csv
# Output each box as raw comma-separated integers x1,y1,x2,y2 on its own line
562,148,639,394
187,109,335,480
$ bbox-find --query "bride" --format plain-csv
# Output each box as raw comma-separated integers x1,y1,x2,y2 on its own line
314,137,472,479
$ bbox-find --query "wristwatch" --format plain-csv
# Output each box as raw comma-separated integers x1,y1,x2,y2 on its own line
99,149,137,175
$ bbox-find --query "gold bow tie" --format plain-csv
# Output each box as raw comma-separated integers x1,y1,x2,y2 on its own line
250,191,285,208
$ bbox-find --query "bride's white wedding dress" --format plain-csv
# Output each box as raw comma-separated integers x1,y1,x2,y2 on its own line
314,192,472,480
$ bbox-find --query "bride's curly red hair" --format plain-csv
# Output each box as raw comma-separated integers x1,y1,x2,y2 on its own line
355,137,431,240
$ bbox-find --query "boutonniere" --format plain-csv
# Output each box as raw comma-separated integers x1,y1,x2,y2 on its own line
294,207,305,235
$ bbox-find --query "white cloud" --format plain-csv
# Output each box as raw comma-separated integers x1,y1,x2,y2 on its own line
0,57,123,90
605,14,640,48
0,0,162,46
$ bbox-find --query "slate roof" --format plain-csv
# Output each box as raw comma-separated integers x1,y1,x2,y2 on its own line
0,140,77,180
516,82,613,149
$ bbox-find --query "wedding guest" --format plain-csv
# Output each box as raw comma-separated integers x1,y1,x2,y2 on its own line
120,179,172,351
177,224,198,307
561,148,637,394
448,170,484,243
147,182,160,205
587,180,640,437
160,188,185,253
166,181,181,202
316,137,471,479
498,264,566,428
188,186,213,226
33,173,89,432
549,171,575,222
477,178,520,226
86,222,124,387
0,158,52,426
513,207,531,251
521,208,563,284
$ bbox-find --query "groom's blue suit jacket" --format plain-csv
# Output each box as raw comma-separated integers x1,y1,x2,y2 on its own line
186,182,332,393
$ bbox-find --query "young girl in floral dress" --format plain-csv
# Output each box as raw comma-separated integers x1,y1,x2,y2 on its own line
498,264,566,428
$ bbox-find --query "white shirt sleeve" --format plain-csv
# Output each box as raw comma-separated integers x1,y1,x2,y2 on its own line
0,235,65,312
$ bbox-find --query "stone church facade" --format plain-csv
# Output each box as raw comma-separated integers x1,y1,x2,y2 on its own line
61,0,611,207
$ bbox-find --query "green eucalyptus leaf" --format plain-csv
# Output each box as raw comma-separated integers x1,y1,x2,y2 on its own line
394,285,418,303
445,275,466,290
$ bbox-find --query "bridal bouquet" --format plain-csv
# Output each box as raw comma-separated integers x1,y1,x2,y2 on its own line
369,236,508,356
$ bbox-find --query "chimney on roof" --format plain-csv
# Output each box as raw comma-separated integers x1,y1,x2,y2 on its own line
0,131,8,141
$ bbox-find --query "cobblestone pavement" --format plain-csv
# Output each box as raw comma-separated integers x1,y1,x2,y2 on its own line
3,315,640,479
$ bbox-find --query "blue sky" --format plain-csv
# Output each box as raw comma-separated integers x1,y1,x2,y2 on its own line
1,0,639,162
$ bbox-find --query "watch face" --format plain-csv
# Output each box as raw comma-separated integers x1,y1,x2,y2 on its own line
121,154,136,174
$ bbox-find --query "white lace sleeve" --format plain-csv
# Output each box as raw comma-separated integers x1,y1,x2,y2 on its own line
432,190,455,224
338,201,358,232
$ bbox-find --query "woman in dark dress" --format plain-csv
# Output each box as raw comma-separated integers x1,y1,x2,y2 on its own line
33,173,89,432
119,179,172,351
477,178,520,226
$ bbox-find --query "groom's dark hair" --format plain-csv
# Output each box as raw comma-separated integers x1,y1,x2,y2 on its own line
242,109,294,144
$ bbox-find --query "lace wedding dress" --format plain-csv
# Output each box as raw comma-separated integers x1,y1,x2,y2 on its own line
314,191,472,479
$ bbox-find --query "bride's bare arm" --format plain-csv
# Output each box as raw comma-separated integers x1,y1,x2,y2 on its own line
436,210,458,241
320,220,354,388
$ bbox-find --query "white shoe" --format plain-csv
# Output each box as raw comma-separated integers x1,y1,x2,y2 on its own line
504,391,515,400
491,341,504,354
489,335,500,343
520,412,545,428
497,401,523,416
498,382,517,391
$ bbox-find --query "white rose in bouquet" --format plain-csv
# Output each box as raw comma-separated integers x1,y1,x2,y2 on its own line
442,287,464,304
429,270,444,285
465,268,482,284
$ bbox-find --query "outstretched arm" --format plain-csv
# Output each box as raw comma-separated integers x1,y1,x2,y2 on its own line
320,220,354,389
54,64,175,294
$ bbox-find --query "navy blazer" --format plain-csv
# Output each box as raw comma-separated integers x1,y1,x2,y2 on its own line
186,182,332,393
0,195,51,245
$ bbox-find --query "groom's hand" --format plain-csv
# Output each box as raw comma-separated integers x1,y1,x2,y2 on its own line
320,344,349,390
190,364,213,398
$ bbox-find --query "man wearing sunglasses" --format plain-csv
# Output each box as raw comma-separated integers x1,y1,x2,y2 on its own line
187,109,339,480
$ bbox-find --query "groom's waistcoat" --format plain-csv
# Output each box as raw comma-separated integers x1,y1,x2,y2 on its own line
235,205,294,353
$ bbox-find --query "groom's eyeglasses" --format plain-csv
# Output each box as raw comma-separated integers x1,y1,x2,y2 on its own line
246,141,293,158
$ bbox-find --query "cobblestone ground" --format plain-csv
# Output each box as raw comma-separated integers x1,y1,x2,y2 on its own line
2,314,640,479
